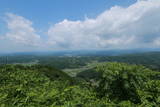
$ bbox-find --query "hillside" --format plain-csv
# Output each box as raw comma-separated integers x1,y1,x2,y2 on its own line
0,63,160,106
103,52,160,70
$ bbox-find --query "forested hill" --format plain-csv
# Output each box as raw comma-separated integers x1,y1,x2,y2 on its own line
1,63,160,106
1,52,160,106
101,52,160,70
0,64,73,82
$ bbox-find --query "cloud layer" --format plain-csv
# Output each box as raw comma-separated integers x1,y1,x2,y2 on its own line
1,0,160,51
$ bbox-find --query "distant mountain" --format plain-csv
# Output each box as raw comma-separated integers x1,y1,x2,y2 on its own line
101,51,160,70
1,48,159,57
1,50,160,70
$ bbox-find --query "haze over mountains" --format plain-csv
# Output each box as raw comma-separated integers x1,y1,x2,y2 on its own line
0,48,160,57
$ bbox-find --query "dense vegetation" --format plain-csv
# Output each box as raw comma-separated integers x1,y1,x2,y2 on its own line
0,62,160,106
0,55,88,69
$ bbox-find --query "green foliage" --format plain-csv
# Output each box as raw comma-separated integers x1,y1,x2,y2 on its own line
102,52,160,71
0,63,160,106
96,62,160,106
0,65,72,107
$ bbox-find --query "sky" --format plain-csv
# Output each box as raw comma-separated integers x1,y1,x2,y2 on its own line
0,0,160,52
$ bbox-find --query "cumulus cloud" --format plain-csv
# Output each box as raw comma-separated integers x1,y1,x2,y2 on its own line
1,0,160,51
5,13,41,46
47,0,160,49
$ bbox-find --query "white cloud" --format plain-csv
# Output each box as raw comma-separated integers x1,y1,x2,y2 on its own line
5,13,41,46
1,0,160,52
47,0,160,49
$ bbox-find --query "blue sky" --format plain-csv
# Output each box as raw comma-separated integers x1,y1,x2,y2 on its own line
0,0,136,29
0,0,160,52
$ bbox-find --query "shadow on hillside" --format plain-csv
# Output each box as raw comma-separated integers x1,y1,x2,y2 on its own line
76,68,101,80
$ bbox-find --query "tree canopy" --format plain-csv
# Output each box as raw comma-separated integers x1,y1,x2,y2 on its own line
0,63,160,106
